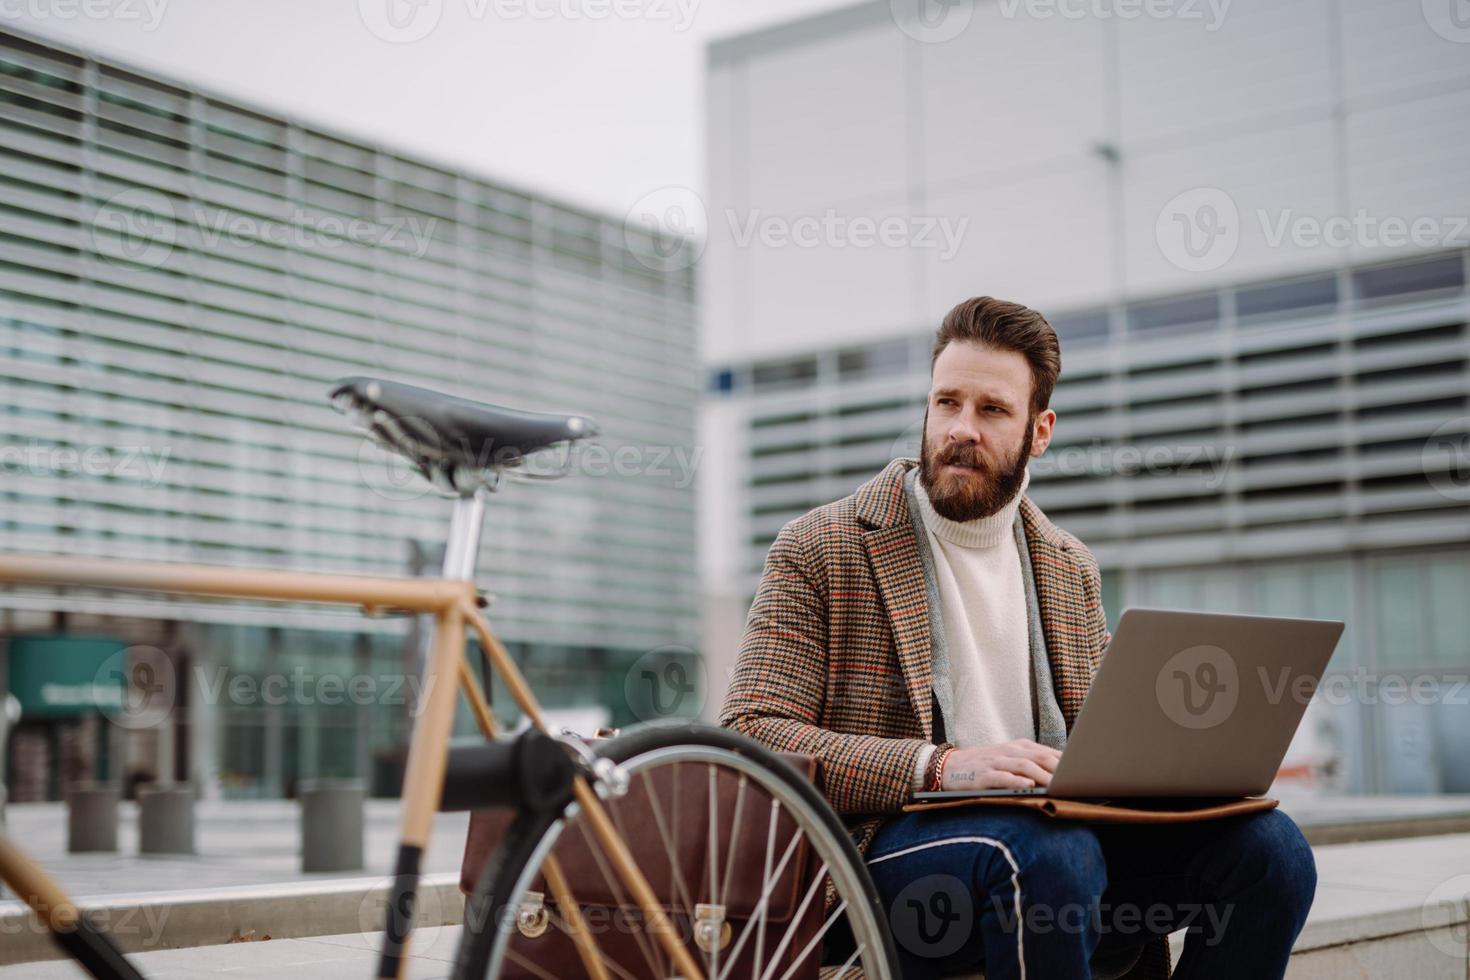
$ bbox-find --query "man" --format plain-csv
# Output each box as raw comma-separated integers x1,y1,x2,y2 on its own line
720,297,1317,979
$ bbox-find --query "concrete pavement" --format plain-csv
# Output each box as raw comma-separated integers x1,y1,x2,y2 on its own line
8,794,1470,901
0,800,471,898
3,926,467,978
7,834,1470,977
3,797,1470,976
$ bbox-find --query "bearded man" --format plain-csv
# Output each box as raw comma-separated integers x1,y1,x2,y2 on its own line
720,296,1316,980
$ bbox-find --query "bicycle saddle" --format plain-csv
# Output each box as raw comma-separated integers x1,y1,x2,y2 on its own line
330,376,598,492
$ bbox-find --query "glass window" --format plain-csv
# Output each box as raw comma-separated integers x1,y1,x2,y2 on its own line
315,703,363,779
1195,568,1246,613
1237,275,1338,320
1306,563,1354,670
1353,253,1465,303
1145,571,1197,611
1127,292,1220,337
708,366,736,394
1251,560,1354,671
1049,310,1111,344
1372,559,1425,667
219,712,267,799
1255,565,1308,617
751,356,817,391
1100,567,1122,634
1140,566,1254,613
1427,554,1470,667
838,339,909,379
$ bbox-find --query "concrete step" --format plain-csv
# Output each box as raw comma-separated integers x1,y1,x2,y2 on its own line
0,873,465,968
4,818,1469,976
0,926,466,978
1282,831,1470,979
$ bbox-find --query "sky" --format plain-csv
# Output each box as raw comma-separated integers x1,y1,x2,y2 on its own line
4,0,855,220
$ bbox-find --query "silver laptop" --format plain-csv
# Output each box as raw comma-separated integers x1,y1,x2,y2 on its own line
913,607,1345,801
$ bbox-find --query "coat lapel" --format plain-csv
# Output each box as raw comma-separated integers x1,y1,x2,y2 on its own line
855,460,935,740
1019,496,1094,728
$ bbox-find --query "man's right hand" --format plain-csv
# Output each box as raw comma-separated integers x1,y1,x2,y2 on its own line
940,740,1062,791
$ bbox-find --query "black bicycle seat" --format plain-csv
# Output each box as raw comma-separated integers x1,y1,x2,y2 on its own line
330,376,598,489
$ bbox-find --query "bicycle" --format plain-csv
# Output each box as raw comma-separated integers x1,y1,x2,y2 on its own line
0,377,900,979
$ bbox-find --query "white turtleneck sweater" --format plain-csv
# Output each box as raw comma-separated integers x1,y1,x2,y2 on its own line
911,464,1034,789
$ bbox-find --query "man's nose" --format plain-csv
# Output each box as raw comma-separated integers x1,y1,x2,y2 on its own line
947,411,983,444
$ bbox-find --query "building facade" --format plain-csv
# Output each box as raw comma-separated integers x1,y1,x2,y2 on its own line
0,26,699,801
700,1,1470,794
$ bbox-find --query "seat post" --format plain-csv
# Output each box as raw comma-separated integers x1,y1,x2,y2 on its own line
441,489,487,581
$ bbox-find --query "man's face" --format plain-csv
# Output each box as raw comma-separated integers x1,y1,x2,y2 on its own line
919,341,1054,522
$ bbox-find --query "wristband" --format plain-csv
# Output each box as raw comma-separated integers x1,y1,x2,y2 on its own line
925,746,953,792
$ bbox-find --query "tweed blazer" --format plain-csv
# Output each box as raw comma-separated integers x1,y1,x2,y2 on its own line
720,457,1171,980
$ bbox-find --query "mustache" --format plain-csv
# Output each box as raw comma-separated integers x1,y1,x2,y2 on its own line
937,446,991,470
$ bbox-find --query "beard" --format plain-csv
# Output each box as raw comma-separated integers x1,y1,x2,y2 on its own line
918,413,1035,523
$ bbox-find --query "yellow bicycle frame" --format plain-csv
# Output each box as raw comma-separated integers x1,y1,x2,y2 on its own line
0,553,704,980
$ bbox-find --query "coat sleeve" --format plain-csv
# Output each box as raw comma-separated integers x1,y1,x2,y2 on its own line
1073,541,1113,656
719,522,935,816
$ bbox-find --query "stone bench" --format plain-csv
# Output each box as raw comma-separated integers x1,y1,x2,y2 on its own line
1282,831,1470,978
954,831,1470,978
3,830,1467,976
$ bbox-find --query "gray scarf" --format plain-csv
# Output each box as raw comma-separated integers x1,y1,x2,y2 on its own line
903,466,1067,750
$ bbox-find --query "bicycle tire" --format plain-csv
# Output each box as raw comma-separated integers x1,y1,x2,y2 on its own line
452,721,900,979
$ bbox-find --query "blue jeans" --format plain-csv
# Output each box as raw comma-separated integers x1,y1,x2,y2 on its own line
866,807,1316,980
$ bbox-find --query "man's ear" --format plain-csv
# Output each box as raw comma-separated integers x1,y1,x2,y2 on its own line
1030,409,1056,457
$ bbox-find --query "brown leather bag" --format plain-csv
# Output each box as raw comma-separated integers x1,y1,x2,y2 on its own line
460,749,827,979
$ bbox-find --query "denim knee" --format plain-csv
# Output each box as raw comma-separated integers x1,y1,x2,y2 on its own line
1232,810,1317,922
995,822,1107,909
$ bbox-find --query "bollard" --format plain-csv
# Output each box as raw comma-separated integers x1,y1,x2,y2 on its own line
66,784,120,853
299,778,365,873
138,783,195,855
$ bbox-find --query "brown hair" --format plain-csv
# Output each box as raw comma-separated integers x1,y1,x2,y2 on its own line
931,296,1061,414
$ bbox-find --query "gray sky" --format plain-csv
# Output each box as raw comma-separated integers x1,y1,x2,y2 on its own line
6,0,852,219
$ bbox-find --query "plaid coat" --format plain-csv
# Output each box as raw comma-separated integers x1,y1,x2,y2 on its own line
721,457,1170,980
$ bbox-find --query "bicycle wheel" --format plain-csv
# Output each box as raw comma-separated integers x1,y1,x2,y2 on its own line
453,722,899,980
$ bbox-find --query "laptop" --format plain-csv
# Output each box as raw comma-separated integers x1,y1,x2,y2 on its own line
912,607,1345,801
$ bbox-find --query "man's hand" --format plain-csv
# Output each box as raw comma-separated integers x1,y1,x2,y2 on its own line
941,740,1062,791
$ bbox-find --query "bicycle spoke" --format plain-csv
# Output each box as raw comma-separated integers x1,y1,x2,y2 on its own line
707,763,719,902
637,767,699,916
574,816,665,979
717,773,748,912
707,763,721,978
714,816,803,980
770,892,848,980
827,941,866,980
545,906,642,980
458,734,895,980
671,762,682,969
542,855,612,980
505,946,562,980
601,788,672,977
752,798,780,980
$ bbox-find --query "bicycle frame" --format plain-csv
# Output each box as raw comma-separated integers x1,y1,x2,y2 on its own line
0,543,707,980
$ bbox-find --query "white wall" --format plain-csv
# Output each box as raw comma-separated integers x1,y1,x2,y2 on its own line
705,0,1470,363
698,0,1470,753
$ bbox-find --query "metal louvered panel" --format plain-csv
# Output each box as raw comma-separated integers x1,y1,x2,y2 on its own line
728,251,1470,584
0,27,698,652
